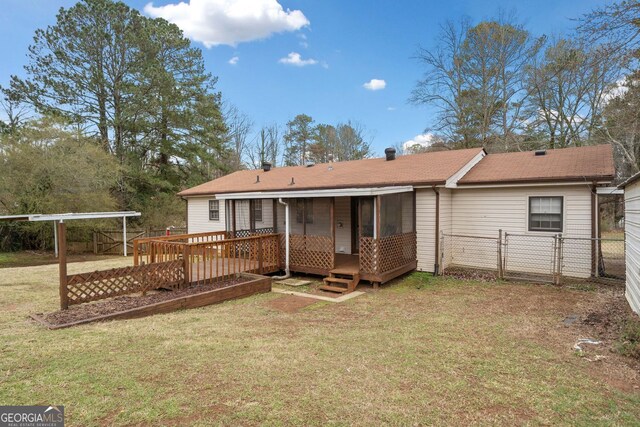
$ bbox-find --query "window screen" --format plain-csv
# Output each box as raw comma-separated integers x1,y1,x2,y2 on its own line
529,196,563,232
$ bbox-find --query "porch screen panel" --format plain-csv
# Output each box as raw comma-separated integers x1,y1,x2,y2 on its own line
380,193,414,237
401,193,414,233
288,197,334,271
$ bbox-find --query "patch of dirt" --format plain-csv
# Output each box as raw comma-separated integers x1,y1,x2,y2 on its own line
443,267,497,282
39,277,250,326
266,295,318,313
499,283,640,392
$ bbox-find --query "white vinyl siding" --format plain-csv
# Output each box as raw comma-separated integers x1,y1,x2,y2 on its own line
439,189,453,269
625,180,640,314
187,197,227,234
450,185,593,277
416,189,437,273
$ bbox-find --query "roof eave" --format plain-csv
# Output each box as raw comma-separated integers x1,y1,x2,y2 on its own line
457,175,615,186
179,180,448,197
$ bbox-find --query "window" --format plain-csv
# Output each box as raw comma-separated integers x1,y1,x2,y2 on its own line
253,200,263,222
209,200,220,221
529,196,563,232
296,199,313,224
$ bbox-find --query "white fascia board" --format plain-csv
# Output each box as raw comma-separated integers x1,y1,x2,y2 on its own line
445,150,486,188
596,186,624,195
452,181,597,190
215,186,414,200
27,211,142,222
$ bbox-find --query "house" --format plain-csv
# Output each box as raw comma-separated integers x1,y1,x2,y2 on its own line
178,144,615,291
619,171,640,315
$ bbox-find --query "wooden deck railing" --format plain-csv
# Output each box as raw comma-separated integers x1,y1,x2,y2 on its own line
288,234,334,272
136,233,281,284
133,231,228,265
185,234,281,285
59,232,280,309
360,232,417,275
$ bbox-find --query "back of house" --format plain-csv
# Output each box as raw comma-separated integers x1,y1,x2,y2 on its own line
178,144,615,285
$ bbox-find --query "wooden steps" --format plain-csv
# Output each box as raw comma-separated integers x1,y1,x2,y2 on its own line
319,271,360,294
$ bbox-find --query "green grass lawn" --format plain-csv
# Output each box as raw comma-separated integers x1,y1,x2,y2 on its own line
1,260,639,426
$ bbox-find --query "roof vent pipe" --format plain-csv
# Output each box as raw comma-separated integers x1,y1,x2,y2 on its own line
262,162,272,172
385,147,396,161
535,150,546,156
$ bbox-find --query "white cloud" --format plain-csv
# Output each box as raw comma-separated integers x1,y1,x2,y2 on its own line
228,56,239,65
278,52,318,67
144,0,310,48
403,133,437,150
363,79,386,91
387,106,396,111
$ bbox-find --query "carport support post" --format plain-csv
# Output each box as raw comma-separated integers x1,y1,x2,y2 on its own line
58,221,69,310
53,220,59,258
122,216,127,256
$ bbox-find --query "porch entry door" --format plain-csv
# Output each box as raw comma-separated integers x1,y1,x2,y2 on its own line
351,197,374,254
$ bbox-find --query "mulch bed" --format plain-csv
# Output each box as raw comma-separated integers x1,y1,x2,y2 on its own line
40,277,250,326
443,267,498,282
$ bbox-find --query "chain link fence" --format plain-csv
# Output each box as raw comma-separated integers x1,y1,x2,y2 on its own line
441,231,625,285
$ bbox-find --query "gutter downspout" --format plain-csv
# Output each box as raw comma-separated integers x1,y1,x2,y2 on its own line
272,198,291,279
432,186,440,275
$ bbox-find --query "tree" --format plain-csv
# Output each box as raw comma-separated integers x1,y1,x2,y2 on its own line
461,16,543,149
411,15,542,149
525,38,620,148
224,104,253,171
600,72,640,175
283,114,315,165
7,0,227,220
578,0,640,62
246,124,282,168
0,117,118,249
410,18,476,147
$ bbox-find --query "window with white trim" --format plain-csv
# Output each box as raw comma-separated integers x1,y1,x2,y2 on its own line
209,200,220,221
528,196,563,232
253,199,263,222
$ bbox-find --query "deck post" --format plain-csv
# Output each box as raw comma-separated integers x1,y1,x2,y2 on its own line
58,221,69,310
231,200,237,238
133,239,139,266
182,244,191,286
258,235,264,274
249,199,256,232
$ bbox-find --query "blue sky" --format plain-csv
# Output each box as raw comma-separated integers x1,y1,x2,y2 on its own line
0,0,609,155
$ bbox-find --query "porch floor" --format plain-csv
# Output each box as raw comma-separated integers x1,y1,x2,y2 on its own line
331,254,360,275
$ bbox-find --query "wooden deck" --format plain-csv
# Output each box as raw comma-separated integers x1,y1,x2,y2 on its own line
332,254,360,274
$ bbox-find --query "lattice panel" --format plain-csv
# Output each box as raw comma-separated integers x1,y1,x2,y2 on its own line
289,234,334,270
377,232,416,273
230,228,275,239
359,237,378,274
66,260,185,305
